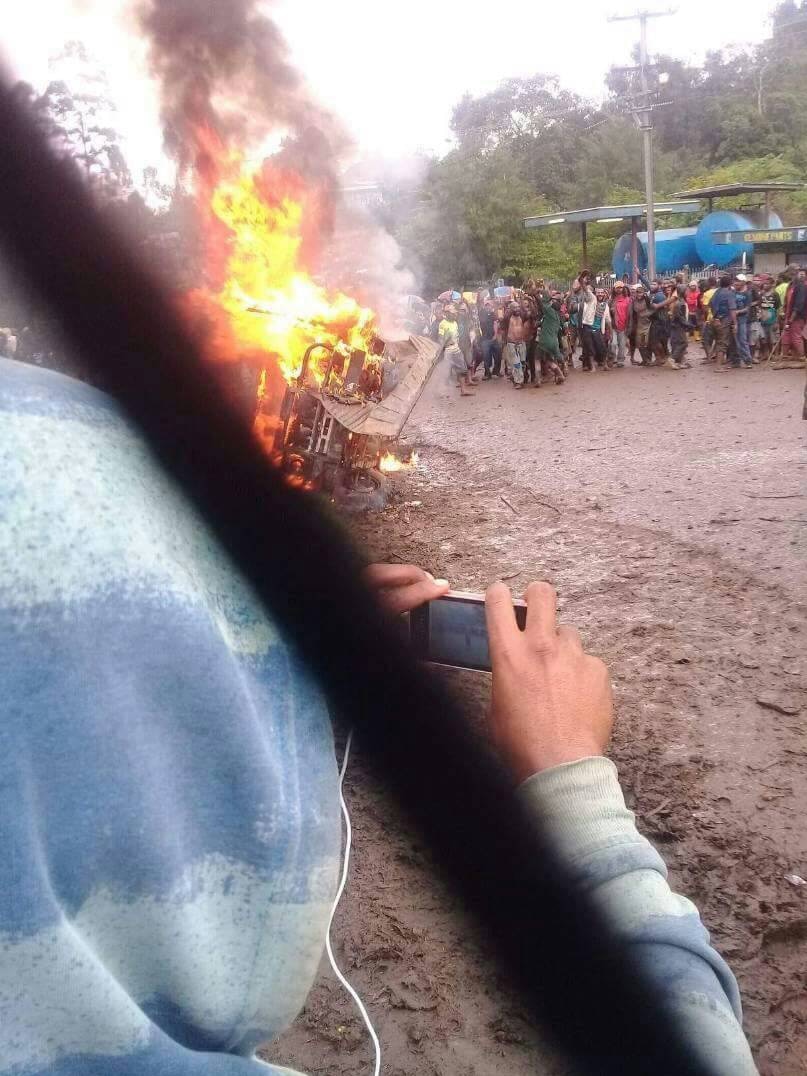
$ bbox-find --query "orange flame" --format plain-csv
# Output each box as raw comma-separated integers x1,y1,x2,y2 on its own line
379,450,419,473
186,133,377,390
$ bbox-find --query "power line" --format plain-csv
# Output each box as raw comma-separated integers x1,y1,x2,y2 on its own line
607,8,677,280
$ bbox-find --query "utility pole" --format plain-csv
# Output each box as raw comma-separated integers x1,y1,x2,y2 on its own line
607,9,675,281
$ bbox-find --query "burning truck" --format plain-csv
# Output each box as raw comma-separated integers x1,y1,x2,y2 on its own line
182,133,439,503
254,332,440,503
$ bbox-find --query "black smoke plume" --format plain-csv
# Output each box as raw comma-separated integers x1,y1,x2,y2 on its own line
137,0,349,181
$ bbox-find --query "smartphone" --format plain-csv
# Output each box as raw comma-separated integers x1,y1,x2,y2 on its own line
409,590,527,673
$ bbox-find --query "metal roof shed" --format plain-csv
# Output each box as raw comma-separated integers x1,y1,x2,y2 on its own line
523,201,701,275
671,182,807,214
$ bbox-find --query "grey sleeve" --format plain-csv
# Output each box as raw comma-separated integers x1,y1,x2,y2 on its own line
517,757,758,1075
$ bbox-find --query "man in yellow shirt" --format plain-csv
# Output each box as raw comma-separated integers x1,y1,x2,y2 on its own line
775,272,790,311
700,277,718,361
775,271,791,346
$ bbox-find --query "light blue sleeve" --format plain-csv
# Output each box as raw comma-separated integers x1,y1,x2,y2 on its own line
517,757,758,1076
0,358,338,1076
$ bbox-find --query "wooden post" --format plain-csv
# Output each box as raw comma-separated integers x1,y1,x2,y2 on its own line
581,221,589,269
630,217,639,283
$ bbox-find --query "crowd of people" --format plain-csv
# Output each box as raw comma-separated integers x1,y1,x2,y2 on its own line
429,264,807,395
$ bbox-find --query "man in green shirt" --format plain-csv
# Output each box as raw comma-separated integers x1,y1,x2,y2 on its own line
537,289,566,384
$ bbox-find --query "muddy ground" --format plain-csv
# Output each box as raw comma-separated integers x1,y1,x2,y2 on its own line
266,351,807,1076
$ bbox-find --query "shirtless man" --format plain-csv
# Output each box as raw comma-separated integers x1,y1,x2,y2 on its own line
503,302,526,389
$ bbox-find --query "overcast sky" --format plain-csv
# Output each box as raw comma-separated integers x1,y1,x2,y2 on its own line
2,0,777,177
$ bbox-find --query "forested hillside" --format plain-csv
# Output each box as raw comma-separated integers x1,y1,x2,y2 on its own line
396,0,807,292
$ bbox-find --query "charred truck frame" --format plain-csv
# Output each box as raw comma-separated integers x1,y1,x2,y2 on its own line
254,334,441,503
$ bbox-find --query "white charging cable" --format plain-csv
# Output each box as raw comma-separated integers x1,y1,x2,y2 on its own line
325,730,382,1076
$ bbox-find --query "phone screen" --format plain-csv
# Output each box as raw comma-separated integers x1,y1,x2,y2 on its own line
409,592,527,672
429,596,492,670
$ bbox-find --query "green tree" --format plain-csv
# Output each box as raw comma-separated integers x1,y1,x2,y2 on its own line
681,154,807,220
398,6,807,289
396,151,537,293
450,75,605,208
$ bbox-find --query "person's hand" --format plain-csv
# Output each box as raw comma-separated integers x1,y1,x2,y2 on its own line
485,581,613,783
364,563,449,617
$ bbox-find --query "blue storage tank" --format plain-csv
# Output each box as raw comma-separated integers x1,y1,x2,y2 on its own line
695,209,783,268
612,227,699,278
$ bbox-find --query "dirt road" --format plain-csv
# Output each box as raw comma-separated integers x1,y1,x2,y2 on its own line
267,354,807,1076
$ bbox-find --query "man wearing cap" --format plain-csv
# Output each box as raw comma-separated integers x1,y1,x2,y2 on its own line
610,283,633,368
